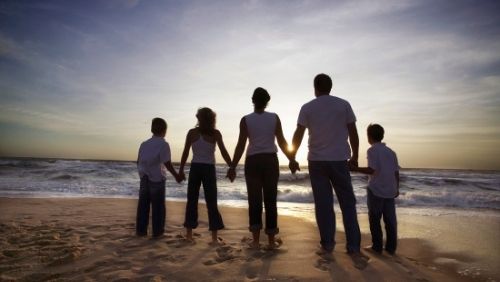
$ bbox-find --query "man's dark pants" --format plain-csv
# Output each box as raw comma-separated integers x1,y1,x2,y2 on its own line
308,160,361,253
136,176,166,237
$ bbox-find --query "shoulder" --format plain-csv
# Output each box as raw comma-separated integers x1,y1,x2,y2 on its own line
214,129,222,137
367,145,378,156
331,95,351,106
187,128,199,138
265,111,278,118
301,98,318,109
386,145,397,156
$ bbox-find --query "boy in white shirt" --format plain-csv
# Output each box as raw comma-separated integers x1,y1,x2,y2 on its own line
351,124,400,254
137,118,182,238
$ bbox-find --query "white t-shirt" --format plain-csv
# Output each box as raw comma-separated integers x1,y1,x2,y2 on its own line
367,142,399,198
137,136,171,182
245,111,278,156
297,95,356,161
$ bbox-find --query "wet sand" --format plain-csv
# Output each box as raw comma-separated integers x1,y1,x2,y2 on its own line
0,198,493,281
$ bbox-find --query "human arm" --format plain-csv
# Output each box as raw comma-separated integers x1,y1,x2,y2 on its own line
179,130,193,181
228,117,248,182
164,161,182,183
347,122,359,168
215,130,232,167
351,166,375,175
275,115,293,161
395,171,400,198
288,124,305,173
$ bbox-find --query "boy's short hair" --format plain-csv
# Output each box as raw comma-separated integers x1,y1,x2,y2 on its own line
252,87,271,110
151,117,167,135
314,73,332,93
367,124,384,142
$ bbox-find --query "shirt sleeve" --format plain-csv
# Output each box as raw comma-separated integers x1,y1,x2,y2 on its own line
297,105,308,127
394,152,400,171
160,142,171,163
346,102,356,124
367,148,379,171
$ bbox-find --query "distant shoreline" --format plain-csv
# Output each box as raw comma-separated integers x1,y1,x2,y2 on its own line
1,156,499,172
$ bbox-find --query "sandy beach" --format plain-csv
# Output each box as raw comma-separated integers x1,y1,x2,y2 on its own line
0,197,496,282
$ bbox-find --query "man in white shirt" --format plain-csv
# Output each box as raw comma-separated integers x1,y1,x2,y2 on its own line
290,74,365,263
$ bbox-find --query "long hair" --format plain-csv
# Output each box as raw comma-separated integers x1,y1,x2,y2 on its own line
196,107,216,136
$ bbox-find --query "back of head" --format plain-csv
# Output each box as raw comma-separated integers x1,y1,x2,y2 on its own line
252,87,271,110
196,107,216,136
151,117,167,136
367,124,384,142
314,73,333,94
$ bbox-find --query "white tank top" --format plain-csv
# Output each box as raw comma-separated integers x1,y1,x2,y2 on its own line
191,136,216,164
245,111,278,156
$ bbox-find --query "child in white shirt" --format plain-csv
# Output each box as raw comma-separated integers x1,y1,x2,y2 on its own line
136,117,182,238
351,124,399,254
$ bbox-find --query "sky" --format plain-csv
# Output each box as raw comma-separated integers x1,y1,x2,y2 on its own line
0,0,499,170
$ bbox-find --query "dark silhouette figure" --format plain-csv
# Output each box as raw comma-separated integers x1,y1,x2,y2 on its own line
351,124,400,255
179,108,232,245
289,74,367,264
228,87,294,249
136,118,182,237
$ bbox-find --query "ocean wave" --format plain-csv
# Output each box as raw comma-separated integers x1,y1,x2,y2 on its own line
50,174,81,181
1,158,499,210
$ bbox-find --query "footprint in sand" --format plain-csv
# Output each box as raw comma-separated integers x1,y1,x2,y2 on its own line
314,258,332,272
203,245,242,265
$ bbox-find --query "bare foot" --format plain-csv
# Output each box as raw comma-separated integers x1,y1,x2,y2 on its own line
209,237,226,246
264,237,283,250
241,236,260,250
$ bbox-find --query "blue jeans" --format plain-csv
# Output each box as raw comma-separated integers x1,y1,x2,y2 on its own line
184,163,224,231
367,189,397,253
308,161,361,253
136,176,166,237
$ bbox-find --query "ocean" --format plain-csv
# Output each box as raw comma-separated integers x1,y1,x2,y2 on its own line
0,157,498,214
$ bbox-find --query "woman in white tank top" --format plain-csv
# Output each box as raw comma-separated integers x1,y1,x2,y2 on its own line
179,107,232,244
228,87,294,249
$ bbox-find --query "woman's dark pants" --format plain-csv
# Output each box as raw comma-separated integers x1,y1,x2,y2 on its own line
244,153,280,235
184,163,224,231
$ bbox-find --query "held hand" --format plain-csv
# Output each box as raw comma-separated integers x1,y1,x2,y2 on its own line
179,171,186,182
289,160,300,174
226,168,236,183
348,162,357,172
175,174,183,183
348,158,358,170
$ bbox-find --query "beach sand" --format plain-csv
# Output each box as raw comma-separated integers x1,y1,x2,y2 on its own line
0,198,494,281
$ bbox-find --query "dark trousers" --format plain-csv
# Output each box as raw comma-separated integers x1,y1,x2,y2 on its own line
136,176,166,237
244,153,279,235
308,160,361,253
367,189,397,253
184,163,224,231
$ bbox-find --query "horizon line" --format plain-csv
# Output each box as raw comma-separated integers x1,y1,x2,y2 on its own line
1,155,498,172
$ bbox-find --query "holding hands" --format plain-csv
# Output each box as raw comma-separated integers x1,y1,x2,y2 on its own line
289,159,300,174
348,157,358,172
226,167,236,182
177,170,186,183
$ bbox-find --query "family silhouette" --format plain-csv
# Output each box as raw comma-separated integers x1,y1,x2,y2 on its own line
135,73,400,264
